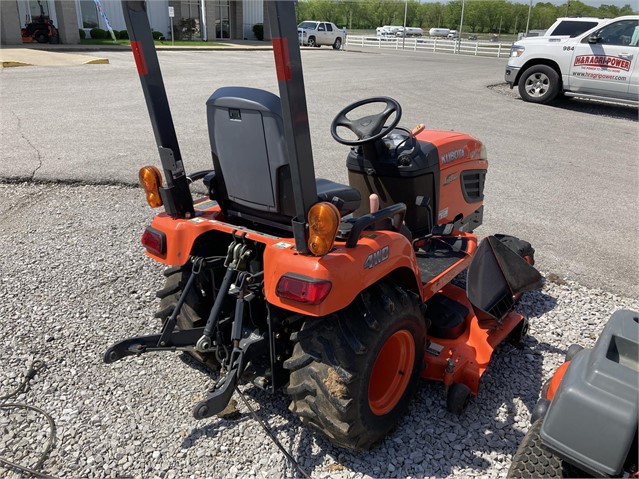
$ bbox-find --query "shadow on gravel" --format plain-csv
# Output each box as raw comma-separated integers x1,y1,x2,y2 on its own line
175,289,562,479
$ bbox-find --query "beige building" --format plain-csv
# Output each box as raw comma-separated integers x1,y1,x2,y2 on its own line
1,0,268,45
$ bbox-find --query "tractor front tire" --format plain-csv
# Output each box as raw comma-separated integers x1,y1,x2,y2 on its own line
285,281,426,450
155,264,219,370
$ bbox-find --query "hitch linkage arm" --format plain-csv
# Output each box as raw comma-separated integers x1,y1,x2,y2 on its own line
103,256,216,364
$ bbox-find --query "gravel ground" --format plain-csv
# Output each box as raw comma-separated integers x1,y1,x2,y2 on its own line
1,182,637,479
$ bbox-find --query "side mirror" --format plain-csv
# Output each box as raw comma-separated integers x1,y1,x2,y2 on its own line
587,35,601,44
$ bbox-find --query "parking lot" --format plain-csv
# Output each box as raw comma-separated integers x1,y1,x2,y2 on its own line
1,47,637,478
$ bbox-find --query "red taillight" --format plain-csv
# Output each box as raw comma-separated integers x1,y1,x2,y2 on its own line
141,227,166,256
276,274,332,305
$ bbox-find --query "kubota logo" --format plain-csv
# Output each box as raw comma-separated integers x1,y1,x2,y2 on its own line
441,148,465,164
364,246,389,269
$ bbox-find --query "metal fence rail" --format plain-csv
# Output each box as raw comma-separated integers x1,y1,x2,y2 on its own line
345,35,511,58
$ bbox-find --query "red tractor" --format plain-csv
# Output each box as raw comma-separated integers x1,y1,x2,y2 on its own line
105,0,542,450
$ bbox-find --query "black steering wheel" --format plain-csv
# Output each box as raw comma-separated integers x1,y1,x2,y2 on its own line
330,97,402,146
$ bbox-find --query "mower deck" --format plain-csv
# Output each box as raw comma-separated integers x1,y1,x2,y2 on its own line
422,282,524,395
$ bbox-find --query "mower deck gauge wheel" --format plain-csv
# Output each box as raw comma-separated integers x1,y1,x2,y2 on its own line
446,383,472,415
508,317,530,346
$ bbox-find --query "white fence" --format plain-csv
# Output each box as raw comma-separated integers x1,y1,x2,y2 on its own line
345,35,511,58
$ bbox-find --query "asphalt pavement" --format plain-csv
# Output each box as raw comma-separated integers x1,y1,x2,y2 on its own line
1,46,637,297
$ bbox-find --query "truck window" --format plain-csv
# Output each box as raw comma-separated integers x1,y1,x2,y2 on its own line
551,21,599,37
326,23,333,32
318,24,325,31
594,20,639,46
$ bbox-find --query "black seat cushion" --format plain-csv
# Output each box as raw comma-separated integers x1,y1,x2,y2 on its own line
316,178,361,216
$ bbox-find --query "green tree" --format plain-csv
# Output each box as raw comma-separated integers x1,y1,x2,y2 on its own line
293,0,637,32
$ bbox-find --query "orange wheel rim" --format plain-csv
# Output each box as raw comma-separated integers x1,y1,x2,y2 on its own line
368,329,415,416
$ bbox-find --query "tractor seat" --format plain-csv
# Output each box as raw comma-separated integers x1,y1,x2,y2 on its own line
206,86,361,227
316,178,360,216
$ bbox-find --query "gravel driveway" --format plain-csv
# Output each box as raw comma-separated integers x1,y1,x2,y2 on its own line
1,47,637,479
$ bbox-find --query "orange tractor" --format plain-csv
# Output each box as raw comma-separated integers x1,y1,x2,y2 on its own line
105,0,542,450
21,0,58,44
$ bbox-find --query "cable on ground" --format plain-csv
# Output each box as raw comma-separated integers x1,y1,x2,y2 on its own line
0,359,59,478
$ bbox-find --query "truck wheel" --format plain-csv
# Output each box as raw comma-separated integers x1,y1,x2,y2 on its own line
155,264,219,370
285,282,426,450
333,37,342,50
518,65,560,104
508,420,589,478
307,36,317,47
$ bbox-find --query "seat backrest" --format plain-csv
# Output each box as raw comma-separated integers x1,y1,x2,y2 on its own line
206,87,296,225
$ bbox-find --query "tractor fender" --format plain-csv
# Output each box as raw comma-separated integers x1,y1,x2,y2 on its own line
263,230,422,317
143,206,422,316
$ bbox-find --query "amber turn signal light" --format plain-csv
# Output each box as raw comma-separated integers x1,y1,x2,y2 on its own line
307,202,340,256
138,166,163,208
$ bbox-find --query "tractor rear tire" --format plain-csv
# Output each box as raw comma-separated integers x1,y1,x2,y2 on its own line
285,281,426,450
155,264,220,370
508,420,589,478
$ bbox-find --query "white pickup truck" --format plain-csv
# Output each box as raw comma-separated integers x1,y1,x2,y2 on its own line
298,21,344,49
505,15,639,105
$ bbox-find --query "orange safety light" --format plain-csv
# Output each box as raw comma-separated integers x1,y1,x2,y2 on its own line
307,202,340,256
138,166,163,208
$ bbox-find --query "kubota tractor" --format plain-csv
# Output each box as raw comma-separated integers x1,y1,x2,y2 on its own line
105,0,542,450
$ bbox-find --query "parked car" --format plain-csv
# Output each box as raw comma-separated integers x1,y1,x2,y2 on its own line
505,15,639,105
298,21,344,49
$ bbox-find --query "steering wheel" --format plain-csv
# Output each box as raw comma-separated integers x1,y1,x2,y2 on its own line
330,97,402,146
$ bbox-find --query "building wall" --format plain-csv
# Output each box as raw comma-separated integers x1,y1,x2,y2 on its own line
1,1,23,45
74,0,169,37
3,0,257,44
55,0,80,44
